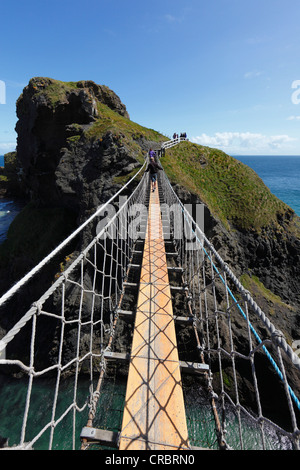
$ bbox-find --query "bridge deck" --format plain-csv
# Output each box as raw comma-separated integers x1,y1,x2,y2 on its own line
119,183,190,450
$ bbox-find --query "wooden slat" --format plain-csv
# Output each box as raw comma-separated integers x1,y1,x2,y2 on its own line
119,184,190,450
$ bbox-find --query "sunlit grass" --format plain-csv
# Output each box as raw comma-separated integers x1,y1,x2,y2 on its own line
161,142,290,231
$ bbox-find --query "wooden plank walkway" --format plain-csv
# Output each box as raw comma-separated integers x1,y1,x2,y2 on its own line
119,183,190,450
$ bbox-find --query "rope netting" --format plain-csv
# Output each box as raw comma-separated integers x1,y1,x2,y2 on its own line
158,167,300,450
0,162,148,450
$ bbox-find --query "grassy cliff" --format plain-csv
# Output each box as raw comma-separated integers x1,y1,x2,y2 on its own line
0,78,168,290
160,141,292,232
14,77,291,236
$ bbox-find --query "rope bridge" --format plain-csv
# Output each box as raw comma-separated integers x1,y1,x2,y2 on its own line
0,137,299,450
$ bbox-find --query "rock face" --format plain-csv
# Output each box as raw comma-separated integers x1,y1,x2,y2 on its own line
15,78,133,216
0,77,165,350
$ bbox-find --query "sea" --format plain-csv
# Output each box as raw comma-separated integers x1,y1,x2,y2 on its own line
0,155,25,244
0,153,299,450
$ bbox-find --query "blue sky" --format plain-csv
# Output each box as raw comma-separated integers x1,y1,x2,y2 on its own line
1,0,300,155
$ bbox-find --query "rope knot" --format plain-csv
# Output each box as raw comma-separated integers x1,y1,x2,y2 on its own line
241,289,251,301
31,301,42,314
61,272,69,282
271,329,284,346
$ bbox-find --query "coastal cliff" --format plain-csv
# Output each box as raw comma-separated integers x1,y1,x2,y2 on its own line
0,78,166,293
0,78,299,420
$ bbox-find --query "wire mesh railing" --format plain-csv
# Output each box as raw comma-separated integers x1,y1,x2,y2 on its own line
0,163,148,450
158,167,300,450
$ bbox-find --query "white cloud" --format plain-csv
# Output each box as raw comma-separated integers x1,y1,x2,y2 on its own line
287,115,300,121
246,36,272,47
191,132,296,154
244,71,264,79
0,142,17,154
165,14,176,22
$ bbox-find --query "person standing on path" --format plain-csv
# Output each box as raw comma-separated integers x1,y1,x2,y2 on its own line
145,156,163,192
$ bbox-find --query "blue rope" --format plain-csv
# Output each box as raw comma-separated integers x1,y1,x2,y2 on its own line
180,206,300,413
211,255,300,413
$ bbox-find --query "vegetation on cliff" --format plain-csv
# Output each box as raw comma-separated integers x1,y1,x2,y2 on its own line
160,141,292,232
0,152,21,197
3,77,296,235
0,78,168,292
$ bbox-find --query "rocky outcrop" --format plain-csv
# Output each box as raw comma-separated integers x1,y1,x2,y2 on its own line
15,78,133,212
0,152,24,198
0,77,165,344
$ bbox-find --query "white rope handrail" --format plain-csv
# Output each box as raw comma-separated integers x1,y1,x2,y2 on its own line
160,165,300,373
0,160,147,307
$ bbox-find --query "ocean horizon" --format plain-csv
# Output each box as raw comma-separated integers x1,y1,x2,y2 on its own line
0,154,300,244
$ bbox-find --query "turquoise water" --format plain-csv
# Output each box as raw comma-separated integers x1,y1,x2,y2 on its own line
0,372,294,450
0,373,126,450
0,375,90,450
184,384,294,450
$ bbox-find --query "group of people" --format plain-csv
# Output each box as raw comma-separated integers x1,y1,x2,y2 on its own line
172,132,187,140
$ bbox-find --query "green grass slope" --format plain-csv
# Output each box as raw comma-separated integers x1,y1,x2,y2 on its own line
160,141,292,232
86,101,166,162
